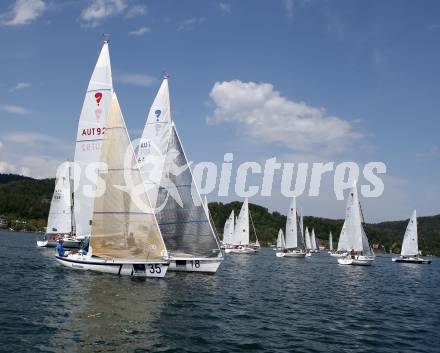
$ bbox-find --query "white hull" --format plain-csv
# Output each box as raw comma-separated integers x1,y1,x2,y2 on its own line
276,250,306,258
168,257,223,273
392,256,431,264
330,252,346,257
37,235,81,248
305,252,312,257
338,255,375,266
225,246,257,254
55,253,169,278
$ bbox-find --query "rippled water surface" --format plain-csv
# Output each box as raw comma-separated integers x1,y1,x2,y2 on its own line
1,231,439,352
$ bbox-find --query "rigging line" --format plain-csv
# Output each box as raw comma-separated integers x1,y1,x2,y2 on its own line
249,208,259,243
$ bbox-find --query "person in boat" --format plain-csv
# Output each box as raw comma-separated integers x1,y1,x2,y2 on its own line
56,238,66,257
350,248,355,259
81,238,89,254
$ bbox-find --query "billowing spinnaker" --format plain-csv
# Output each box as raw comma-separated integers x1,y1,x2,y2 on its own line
90,94,166,260
74,41,113,238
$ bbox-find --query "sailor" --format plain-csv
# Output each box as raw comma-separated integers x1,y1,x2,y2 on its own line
350,248,355,259
56,238,66,257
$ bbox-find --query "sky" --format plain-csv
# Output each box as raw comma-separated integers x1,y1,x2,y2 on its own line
0,0,439,222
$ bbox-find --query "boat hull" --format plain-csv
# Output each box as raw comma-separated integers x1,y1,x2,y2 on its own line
55,253,169,278
276,251,306,258
330,252,346,257
168,257,223,273
37,236,81,248
392,257,431,264
338,256,374,266
225,246,257,254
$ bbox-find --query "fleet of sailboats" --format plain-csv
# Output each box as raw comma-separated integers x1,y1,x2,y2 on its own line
38,39,434,278
392,210,431,264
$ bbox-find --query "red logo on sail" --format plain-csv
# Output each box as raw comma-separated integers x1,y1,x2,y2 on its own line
95,92,103,106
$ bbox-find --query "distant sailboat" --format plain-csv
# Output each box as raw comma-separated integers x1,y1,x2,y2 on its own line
310,228,319,253
304,227,313,257
222,210,235,250
37,162,80,248
276,229,286,250
337,181,375,266
328,231,333,254
276,197,306,258
225,199,258,254
392,210,431,264
56,92,169,277
138,76,223,272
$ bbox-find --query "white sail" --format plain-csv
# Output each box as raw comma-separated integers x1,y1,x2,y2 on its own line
277,229,286,249
337,181,372,254
137,77,172,208
311,228,317,250
74,41,113,238
300,209,304,237
329,232,333,251
232,199,249,245
223,210,235,245
46,162,72,234
89,93,167,260
305,227,312,250
285,197,298,249
401,210,418,256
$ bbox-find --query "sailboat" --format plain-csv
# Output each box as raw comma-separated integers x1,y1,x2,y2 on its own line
222,210,235,250
224,199,259,254
56,41,169,277
337,181,375,266
392,210,431,264
275,229,286,250
276,197,306,258
137,76,223,273
310,228,319,253
304,227,313,257
327,231,333,254
37,162,80,248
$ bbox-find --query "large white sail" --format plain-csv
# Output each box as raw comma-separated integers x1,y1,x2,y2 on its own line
311,228,317,250
305,227,312,250
74,41,113,238
232,199,250,245
46,162,72,234
401,210,418,256
329,232,333,251
277,229,285,249
89,93,167,260
337,182,371,254
285,198,298,249
137,77,172,208
223,210,235,245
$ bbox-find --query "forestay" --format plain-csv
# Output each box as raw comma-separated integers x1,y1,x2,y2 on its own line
401,210,418,257
89,94,166,260
74,41,113,238
47,162,72,234
154,125,221,257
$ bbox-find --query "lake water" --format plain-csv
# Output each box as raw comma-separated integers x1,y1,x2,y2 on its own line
0,231,439,353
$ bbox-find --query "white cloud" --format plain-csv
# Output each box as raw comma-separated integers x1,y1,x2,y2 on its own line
129,26,150,36
125,4,147,18
9,82,31,92
0,154,63,178
1,104,30,115
219,2,231,14
177,17,205,31
284,0,294,20
5,131,54,146
114,72,157,87
208,80,361,155
80,0,127,26
1,0,46,26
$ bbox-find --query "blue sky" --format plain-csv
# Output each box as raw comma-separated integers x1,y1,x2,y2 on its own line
0,0,439,221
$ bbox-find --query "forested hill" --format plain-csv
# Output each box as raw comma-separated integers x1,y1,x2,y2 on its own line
0,173,439,256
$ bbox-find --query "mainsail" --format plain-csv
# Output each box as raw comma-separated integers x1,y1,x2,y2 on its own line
277,229,286,249
336,182,372,255
285,197,304,250
154,125,220,257
329,232,333,251
74,41,113,238
401,210,418,257
232,199,250,246
223,210,235,245
305,227,312,250
311,228,317,251
137,77,172,208
47,162,72,234
89,93,166,260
